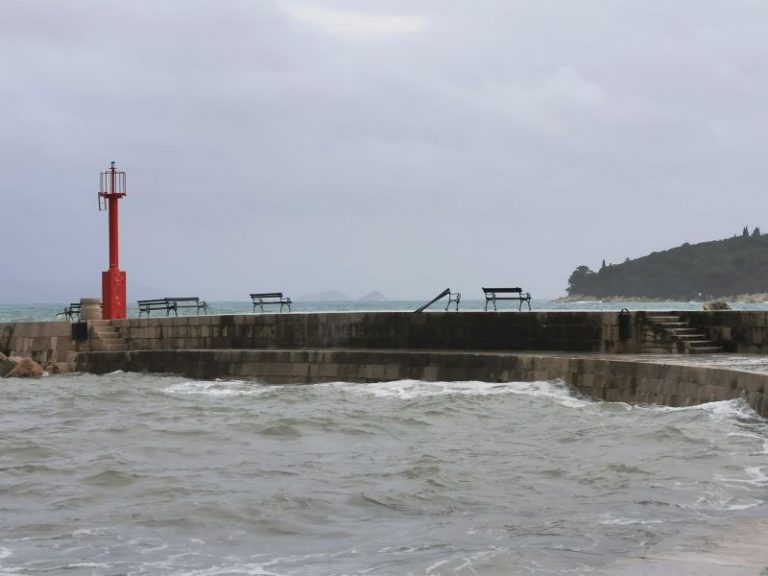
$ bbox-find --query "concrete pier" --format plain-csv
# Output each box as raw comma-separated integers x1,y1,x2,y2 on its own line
2,311,768,416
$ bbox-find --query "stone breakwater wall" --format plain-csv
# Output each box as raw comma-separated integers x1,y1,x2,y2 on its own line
77,349,768,417
107,311,625,353
0,321,77,370
682,311,768,354
2,311,768,416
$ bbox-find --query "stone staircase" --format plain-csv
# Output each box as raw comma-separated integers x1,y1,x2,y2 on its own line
86,320,128,352
644,313,722,354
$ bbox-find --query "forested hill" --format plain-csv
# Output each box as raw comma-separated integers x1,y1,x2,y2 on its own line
566,228,768,299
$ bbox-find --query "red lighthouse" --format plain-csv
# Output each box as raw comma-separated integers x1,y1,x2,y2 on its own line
98,161,127,319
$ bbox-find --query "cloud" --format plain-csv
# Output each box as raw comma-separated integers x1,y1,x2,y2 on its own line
280,4,426,39
3,1,768,301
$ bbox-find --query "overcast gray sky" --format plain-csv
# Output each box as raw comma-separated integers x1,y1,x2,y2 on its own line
2,0,768,302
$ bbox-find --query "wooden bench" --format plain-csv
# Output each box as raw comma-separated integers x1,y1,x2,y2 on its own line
482,287,532,311
250,292,292,313
138,297,208,318
168,297,208,315
56,302,81,321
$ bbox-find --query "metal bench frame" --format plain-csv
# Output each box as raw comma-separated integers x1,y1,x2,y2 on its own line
482,287,532,311
250,292,292,313
138,297,208,318
56,303,81,322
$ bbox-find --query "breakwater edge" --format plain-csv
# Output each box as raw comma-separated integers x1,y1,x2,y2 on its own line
3,310,768,416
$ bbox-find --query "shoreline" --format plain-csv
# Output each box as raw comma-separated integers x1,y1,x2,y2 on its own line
556,293,768,303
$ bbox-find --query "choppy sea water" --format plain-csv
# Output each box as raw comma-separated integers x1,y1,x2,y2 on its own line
1,373,767,575
2,299,768,323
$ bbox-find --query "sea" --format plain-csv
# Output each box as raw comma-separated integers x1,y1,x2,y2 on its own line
2,298,768,323
1,301,768,575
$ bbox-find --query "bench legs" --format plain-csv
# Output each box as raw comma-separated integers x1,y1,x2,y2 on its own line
445,292,461,311
485,298,532,311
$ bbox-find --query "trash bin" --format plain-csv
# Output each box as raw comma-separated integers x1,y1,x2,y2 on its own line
71,322,88,341
618,308,631,340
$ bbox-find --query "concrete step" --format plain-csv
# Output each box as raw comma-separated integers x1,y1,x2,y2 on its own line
686,340,717,346
688,346,723,354
90,341,128,351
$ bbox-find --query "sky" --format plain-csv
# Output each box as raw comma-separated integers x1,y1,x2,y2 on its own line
2,0,768,302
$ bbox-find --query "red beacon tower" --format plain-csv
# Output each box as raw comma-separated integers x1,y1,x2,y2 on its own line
98,161,127,319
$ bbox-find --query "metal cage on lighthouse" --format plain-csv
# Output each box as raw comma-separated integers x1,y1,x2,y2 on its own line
98,162,128,320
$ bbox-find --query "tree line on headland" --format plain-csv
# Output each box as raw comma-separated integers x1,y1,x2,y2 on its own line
566,227,768,300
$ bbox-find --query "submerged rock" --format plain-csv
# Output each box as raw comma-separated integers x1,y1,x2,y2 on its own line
45,362,73,375
0,352,15,377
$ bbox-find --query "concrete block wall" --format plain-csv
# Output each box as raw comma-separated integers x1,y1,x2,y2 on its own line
0,321,78,365
681,311,768,354
111,311,628,353
75,348,768,417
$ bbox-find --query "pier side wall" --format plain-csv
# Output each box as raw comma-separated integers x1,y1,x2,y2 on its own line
110,311,625,353
0,321,78,366
76,349,768,417
3,311,768,416
681,311,768,354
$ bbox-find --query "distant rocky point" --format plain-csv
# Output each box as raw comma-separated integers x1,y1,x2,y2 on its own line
298,291,388,302
566,228,768,300
358,291,387,302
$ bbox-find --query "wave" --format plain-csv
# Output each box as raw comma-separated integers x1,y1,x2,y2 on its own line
162,380,276,398
630,398,763,422
320,379,591,408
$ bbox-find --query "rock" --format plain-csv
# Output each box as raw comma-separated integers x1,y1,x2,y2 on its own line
704,300,731,311
45,362,73,375
6,358,44,378
0,352,15,377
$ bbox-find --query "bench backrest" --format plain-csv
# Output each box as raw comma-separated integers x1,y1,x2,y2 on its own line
138,299,167,305
482,287,523,294
250,292,284,299
165,297,199,303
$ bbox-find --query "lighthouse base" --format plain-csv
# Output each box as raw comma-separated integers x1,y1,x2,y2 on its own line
102,269,127,319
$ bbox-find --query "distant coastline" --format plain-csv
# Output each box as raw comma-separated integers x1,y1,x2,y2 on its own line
556,293,768,303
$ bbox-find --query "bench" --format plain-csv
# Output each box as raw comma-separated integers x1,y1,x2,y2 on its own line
56,302,81,321
250,292,292,313
414,288,461,312
138,297,208,318
482,287,532,311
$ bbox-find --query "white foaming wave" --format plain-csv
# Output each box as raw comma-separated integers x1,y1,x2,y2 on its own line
633,398,762,422
167,561,285,575
599,513,663,526
745,466,768,485
162,380,275,398
683,492,765,511
334,379,590,408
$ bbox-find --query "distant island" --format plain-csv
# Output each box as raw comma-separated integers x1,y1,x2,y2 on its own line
298,291,388,302
566,228,768,301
